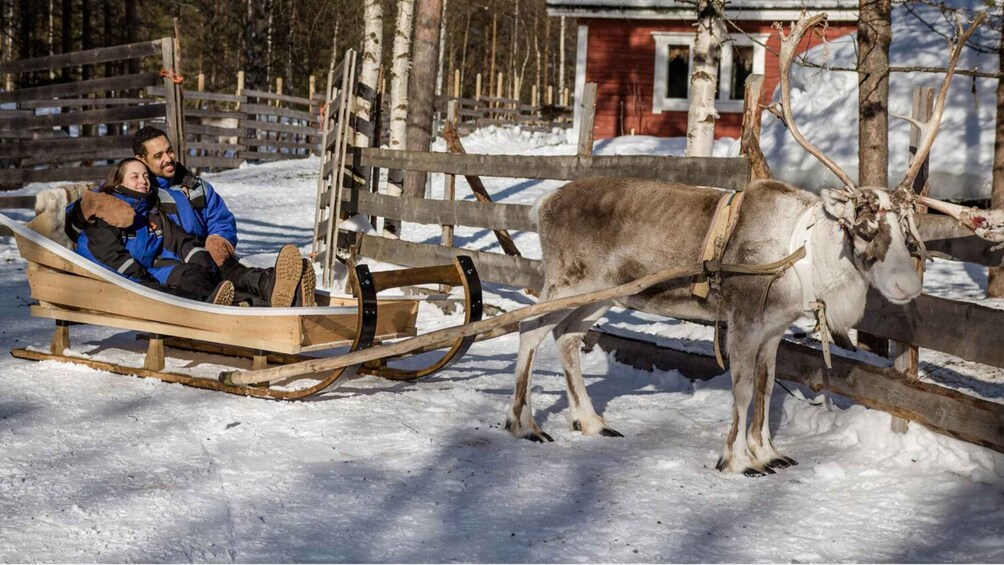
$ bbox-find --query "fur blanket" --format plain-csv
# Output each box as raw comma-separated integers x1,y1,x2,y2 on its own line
25,182,93,248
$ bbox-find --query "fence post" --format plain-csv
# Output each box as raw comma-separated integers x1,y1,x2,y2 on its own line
235,70,245,111
160,37,186,159
276,77,283,107
439,100,460,293
740,74,770,180
197,72,205,92
577,82,597,156
475,72,482,101
889,85,933,435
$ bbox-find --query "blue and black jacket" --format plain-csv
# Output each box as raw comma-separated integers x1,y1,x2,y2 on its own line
76,185,215,286
66,163,238,248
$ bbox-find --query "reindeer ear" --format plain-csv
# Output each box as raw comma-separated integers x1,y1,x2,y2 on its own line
820,188,855,223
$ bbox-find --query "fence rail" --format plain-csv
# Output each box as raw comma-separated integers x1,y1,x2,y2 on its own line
0,39,181,188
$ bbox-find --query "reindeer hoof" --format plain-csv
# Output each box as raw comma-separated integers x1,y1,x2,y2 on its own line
527,431,554,443
505,419,553,443
767,456,798,469
743,464,776,477
600,427,624,438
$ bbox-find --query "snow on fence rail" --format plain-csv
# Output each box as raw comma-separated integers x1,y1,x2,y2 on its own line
0,39,183,188
324,141,1004,453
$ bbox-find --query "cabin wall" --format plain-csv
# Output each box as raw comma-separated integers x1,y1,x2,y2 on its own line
580,17,857,140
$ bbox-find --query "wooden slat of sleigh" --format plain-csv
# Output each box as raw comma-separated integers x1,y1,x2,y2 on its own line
31,304,303,354
27,267,305,350
5,213,422,354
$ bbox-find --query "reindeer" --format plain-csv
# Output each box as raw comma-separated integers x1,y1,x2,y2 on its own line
504,11,986,476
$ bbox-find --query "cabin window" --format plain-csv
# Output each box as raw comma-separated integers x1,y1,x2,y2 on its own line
651,32,767,113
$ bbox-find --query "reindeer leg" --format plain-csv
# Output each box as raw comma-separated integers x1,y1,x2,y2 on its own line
553,301,619,437
717,326,774,477
506,311,570,443
748,335,797,469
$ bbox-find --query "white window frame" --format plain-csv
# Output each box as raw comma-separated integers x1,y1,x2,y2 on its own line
651,32,767,114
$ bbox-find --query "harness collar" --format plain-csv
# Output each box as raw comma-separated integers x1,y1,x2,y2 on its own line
788,202,821,312
788,201,835,369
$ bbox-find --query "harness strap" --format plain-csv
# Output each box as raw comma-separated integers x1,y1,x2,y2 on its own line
692,190,745,299
706,248,807,370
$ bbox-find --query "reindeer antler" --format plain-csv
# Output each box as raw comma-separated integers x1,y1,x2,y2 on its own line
896,11,987,191
917,195,1004,243
776,12,857,190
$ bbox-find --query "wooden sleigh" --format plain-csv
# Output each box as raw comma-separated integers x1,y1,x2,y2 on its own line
0,212,483,400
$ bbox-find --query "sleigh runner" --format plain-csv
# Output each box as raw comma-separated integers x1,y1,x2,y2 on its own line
1,212,483,400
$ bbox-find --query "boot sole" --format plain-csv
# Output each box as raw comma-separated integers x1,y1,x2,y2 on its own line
211,281,235,306
299,258,317,307
270,245,301,307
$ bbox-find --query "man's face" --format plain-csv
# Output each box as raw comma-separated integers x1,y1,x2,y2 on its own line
137,135,176,179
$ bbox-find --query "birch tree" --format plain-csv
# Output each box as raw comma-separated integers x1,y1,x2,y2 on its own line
685,0,726,157
357,0,383,148
435,0,447,96
385,0,415,238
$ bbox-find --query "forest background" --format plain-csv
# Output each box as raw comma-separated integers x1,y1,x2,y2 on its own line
0,0,575,102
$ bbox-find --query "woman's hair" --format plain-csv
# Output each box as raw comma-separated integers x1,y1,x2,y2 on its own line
101,157,148,193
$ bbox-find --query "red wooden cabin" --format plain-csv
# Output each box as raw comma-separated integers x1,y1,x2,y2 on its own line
546,0,859,140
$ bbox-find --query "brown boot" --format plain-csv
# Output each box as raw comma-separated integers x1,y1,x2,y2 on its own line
298,258,317,307
207,280,235,305
267,245,302,307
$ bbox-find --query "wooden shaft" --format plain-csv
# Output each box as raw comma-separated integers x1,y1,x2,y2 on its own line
225,250,804,385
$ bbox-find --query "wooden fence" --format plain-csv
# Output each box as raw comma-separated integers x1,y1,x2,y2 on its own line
145,83,324,172
0,39,183,188
434,94,571,135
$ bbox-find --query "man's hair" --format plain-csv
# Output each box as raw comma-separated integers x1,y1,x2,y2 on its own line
132,126,169,157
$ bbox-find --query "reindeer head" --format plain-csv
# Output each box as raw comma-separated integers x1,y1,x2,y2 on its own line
820,185,922,303
776,11,986,304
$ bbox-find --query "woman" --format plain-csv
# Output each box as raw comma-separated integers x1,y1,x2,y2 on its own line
75,158,234,305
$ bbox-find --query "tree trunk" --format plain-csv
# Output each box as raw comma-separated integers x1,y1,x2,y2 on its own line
435,0,447,97
685,0,726,157
81,0,92,79
988,26,1004,298
60,0,71,79
558,16,566,96
404,0,443,199
856,0,892,356
125,0,137,73
489,13,497,98
858,0,891,188
357,0,384,149
244,0,269,91
385,0,416,238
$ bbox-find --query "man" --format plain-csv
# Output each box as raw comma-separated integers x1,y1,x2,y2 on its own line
66,126,314,307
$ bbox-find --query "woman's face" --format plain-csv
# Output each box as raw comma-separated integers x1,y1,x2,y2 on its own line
120,161,150,193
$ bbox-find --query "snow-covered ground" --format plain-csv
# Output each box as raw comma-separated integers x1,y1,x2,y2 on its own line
2,126,1004,561
3,3,1004,560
